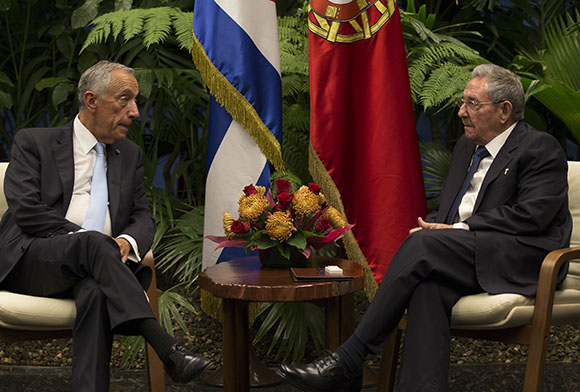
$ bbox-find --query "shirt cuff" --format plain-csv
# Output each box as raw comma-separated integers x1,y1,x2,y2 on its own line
453,222,470,231
117,234,141,262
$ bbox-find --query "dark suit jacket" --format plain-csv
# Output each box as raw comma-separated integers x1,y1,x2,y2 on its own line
0,122,155,284
426,122,572,296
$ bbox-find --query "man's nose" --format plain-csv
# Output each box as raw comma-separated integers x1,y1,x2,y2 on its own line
457,103,468,118
128,99,139,119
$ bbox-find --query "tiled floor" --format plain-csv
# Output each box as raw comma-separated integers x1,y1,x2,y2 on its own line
0,362,579,391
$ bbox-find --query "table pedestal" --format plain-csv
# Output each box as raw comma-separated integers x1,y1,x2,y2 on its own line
199,256,366,392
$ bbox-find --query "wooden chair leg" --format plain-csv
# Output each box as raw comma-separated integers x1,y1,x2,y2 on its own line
377,326,403,392
143,251,166,392
147,343,166,392
522,321,550,392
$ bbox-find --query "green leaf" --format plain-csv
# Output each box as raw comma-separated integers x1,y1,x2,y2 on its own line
287,231,306,250
71,0,103,29
56,34,75,60
0,90,13,110
52,82,75,108
115,0,132,11
35,76,69,91
134,68,154,98
277,243,291,259
253,233,278,250
0,71,14,88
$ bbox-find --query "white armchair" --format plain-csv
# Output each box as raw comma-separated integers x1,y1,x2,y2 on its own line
378,161,580,392
0,162,166,391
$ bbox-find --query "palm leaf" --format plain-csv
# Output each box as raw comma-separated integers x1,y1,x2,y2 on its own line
419,141,452,211
253,302,324,363
544,9,580,90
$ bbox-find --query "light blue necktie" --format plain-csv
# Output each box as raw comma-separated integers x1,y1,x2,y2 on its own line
83,142,108,232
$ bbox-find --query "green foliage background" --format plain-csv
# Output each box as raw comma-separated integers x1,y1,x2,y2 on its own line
1,0,579,364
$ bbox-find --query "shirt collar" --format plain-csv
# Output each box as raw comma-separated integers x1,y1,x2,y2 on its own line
482,121,517,158
73,114,100,155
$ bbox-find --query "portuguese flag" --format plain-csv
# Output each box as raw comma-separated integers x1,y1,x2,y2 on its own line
308,0,427,292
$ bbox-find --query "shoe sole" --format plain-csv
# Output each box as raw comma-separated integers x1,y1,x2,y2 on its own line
276,369,320,392
275,368,360,392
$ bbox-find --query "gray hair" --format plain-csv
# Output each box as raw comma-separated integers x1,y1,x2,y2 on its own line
77,60,134,109
472,64,525,121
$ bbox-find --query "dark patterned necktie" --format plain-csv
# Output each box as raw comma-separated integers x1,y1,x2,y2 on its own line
445,146,489,224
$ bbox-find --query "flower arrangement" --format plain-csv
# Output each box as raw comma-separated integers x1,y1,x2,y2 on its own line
206,179,353,261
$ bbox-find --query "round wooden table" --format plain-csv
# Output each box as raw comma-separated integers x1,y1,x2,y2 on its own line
199,255,364,392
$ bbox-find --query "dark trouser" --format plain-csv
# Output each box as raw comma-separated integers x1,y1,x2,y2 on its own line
354,229,483,392
3,231,155,392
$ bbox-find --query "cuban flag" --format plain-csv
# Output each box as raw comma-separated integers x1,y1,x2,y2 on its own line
193,0,284,269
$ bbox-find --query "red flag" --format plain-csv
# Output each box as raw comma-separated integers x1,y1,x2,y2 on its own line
308,0,427,291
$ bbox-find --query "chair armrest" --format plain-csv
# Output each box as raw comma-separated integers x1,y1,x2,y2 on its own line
530,246,580,341
535,247,580,309
141,250,160,321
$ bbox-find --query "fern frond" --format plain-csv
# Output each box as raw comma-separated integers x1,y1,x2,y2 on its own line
172,9,194,51
142,9,173,48
81,7,193,53
122,8,148,41
420,64,473,109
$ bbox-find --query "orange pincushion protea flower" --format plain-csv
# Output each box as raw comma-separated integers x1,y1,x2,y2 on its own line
323,206,348,228
265,211,296,241
238,193,269,221
223,212,236,239
292,186,320,216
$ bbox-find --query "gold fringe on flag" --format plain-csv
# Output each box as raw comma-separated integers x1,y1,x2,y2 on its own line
192,30,285,320
309,144,379,301
191,31,286,173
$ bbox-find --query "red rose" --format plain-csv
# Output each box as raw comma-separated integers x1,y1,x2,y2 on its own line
231,220,250,234
243,184,258,196
275,178,292,195
277,192,294,211
315,218,332,233
308,183,321,195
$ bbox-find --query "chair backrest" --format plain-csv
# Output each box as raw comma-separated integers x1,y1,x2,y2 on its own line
0,162,7,216
562,161,580,290
567,161,580,247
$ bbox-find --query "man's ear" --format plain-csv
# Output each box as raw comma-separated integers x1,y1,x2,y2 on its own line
499,101,513,124
83,91,98,112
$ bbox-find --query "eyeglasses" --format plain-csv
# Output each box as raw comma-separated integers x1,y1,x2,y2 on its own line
456,98,503,111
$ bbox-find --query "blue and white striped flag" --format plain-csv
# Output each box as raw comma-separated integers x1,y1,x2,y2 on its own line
193,0,284,269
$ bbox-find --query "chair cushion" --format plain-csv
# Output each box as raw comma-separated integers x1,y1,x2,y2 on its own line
0,291,75,330
451,292,534,328
451,289,580,329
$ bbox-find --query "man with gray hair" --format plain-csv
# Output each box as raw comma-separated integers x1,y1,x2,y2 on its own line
0,60,210,391
278,64,572,391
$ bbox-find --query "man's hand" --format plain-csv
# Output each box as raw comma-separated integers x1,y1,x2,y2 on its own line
409,217,453,234
114,237,131,263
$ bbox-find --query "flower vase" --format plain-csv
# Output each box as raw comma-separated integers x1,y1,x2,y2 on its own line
258,247,309,268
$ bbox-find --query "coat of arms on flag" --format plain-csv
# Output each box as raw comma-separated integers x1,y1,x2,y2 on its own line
309,0,396,42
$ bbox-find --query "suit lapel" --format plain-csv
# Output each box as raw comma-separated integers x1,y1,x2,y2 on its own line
473,123,524,212
106,143,122,233
53,124,75,210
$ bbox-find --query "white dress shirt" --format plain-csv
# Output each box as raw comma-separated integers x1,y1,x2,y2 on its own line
453,122,517,230
65,115,141,261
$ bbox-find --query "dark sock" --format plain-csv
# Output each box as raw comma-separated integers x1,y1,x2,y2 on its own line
137,318,179,363
336,334,369,376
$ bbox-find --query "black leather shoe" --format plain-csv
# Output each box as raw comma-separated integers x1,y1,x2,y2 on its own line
277,352,362,392
164,343,211,383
